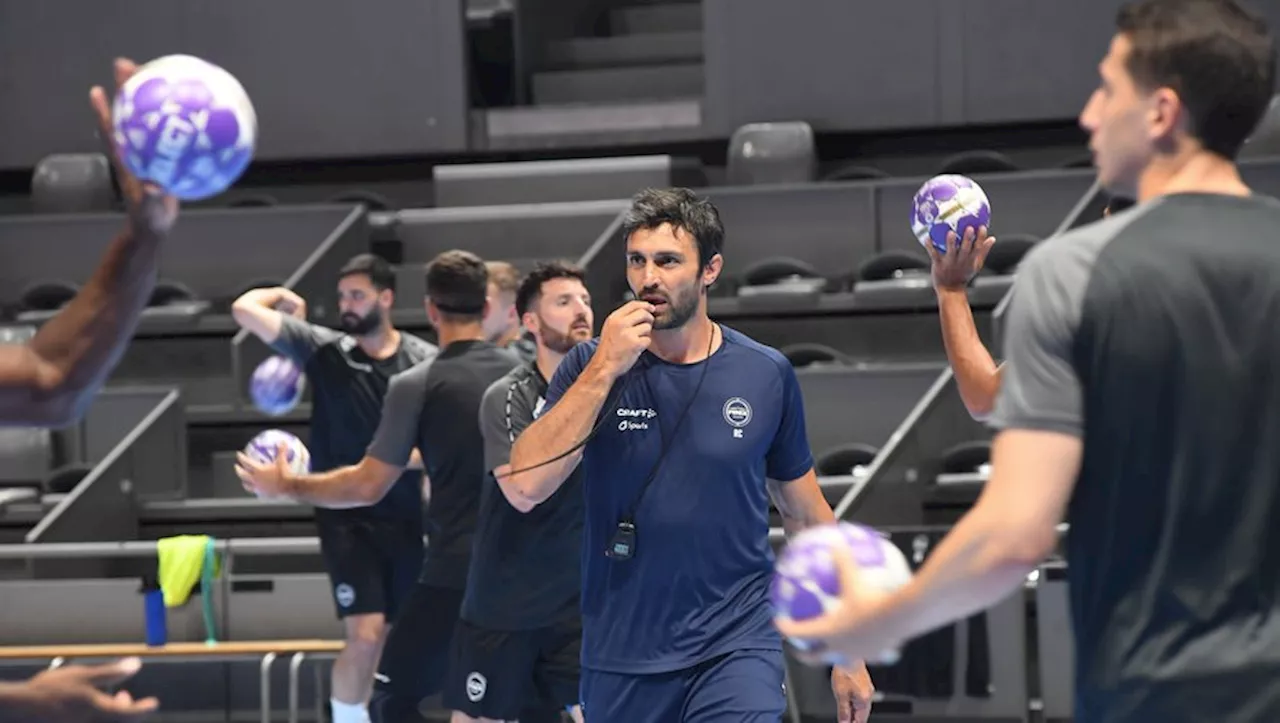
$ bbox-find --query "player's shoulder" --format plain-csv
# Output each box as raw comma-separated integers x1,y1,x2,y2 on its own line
1030,205,1140,263
397,331,439,363
564,337,601,367
483,362,539,409
284,315,344,348
389,355,436,388
718,326,792,378
486,362,535,397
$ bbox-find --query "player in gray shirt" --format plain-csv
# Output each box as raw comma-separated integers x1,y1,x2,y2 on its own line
778,2,1280,721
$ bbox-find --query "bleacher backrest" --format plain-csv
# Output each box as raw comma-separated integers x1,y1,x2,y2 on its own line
433,155,674,207
393,200,627,266
0,429,52,487
798,363,945,460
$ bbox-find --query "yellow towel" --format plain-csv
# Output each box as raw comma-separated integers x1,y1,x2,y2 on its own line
157,535,220,608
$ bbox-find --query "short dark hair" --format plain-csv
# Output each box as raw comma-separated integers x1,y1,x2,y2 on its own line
338,253,395,293
621,188,725,268
1116,0,1275,159
425,250,488,321
515,260,587,317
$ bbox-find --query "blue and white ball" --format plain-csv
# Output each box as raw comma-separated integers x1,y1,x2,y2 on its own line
910,174,992,254
771,521,913,663
112,54,257,201
249,355,306,416
243,429,311,478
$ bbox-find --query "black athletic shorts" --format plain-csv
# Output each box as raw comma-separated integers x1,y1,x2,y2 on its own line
441,615,582,720
372,582,465,723
317,516,423,621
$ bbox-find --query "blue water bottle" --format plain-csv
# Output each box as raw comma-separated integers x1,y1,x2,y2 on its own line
141,575,167,647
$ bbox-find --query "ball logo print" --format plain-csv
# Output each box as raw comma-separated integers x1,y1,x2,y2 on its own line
465,672,487,702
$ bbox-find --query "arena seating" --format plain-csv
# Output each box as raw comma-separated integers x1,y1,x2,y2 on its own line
7,1,1280,712
4,154,1280,719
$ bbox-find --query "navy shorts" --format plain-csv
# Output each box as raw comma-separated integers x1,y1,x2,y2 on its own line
580,649,786,723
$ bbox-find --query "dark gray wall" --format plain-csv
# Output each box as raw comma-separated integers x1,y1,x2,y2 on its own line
0,0,469,169
703,0,1127,135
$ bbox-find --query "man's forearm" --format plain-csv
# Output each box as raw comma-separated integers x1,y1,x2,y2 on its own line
283,463,387,509
937,289,1001,419
27,225,165,418
876,506,1045,646
508,357,615,504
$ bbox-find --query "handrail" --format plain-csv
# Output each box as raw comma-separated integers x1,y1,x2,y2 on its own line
0,536,320,560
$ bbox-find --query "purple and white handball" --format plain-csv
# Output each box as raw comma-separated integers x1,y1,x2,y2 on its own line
910,174,992,254
243,429,311,480
771,521,913,663
112,54,257,201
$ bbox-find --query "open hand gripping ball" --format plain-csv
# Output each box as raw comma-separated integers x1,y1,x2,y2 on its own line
249,355,306,416
771,521,913,663
112,54,257,201
243,429,311,478
910,174,992,255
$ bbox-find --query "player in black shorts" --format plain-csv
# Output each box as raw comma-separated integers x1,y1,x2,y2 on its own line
237,250,545,723
778,2,1280,721
444,261,594,723
232,254,436,723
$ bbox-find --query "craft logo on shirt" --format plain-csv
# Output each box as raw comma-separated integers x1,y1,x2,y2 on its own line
723,397,752,438
532,396,546,419
616,407,657,432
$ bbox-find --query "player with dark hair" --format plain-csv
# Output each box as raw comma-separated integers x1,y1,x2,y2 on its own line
236,250,526,723
778,2,1280,721
483,260,535,364
232,252,436,723
503,188,874,722
445,260,594,723
0,57,173,722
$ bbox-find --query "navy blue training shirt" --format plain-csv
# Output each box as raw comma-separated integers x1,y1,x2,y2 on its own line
543,325,814,674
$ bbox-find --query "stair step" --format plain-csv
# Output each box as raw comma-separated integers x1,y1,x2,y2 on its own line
532,63,702,105
483,98,704,150
610,4,702,34
545,31,703,70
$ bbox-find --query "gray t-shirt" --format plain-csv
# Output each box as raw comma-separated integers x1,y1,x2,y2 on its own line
463,361,583,629
270,316,436,523
989,192,1280,722
366,340,520,588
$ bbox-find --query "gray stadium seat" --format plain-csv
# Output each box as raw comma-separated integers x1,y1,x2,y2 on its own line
31,153,114,214
432,155,674,207
937,149,1021,176
727,122,817,186
0,428,53,487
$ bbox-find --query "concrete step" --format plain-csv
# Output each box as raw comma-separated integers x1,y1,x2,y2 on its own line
610,3,702,34
481,98,705,151
545,31,703,70
532,63,702,105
